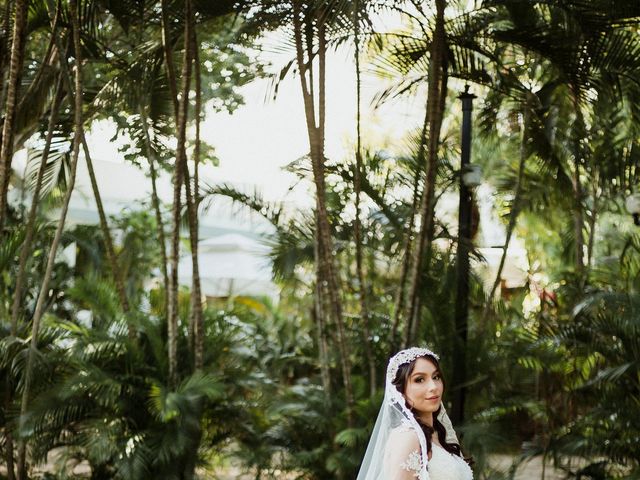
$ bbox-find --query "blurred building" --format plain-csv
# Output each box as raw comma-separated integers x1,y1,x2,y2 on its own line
10,149,278,301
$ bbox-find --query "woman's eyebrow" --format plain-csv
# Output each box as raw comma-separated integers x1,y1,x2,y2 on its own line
411,369,440,378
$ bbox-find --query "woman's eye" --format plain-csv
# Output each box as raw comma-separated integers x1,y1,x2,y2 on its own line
415,377,423,383
434,375,441,381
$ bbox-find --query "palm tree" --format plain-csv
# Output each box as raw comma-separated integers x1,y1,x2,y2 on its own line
16,0,85,475
352,0,377,398
0,0,28,227
161,0,194,386
291,0,356,423
9,68,65,338
398,0,449,346
190,20,204,370
18,276,225,479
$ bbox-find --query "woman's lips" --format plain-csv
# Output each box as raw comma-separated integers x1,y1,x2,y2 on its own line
426,396,440,401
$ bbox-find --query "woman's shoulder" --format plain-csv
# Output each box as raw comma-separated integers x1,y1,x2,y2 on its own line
388,425,421,448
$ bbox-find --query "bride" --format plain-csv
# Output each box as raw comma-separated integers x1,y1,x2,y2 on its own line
356,347,473,480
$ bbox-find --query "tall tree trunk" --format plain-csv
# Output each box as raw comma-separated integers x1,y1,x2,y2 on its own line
42,1,131,326
163,0,194,385
0,0,14,112
4,382,15,480
190,21,204,370
9,69,64,478
82,139,131,314
397,100,431,349
353,0,376,397
0,0,28,228
139,106,169,321
10,71,66,334
182,158,201,365
586,178,598,270
391,159,421,350
312,232,332,398
571,92,585,281
292,0,354,424
16,10,59,115
402,0,448,346
485,110,529,315
160,0,181,385
573,159,584,277
16,0,84,476
313,239,331,397
160,0,179,115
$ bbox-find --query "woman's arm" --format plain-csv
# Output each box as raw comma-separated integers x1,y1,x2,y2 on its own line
384,429,423,480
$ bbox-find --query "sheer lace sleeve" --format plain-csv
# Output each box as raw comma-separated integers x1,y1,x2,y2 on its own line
384,427,424,480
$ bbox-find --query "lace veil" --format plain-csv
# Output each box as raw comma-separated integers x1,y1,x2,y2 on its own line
356,347,459,480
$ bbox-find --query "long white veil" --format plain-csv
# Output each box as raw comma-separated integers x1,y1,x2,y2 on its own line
356,347,459,480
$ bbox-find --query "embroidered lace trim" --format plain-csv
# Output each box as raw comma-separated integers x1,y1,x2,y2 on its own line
400,449,422,478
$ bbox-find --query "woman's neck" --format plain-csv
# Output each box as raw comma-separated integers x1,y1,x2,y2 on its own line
418,412,434,427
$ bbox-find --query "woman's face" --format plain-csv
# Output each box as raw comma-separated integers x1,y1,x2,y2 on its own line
403,357,443,418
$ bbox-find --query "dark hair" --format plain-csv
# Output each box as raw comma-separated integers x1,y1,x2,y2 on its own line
392,354,463,459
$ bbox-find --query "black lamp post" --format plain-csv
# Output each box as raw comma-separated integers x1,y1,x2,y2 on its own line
452,86,476,426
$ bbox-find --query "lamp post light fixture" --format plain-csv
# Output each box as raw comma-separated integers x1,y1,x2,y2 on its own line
625,193,640,226
462,163,482,188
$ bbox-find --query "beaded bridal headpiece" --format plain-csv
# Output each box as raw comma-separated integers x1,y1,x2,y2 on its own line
386,347,440,382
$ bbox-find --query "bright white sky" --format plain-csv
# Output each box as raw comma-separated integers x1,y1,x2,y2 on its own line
199,42,425,204
80,21,426,208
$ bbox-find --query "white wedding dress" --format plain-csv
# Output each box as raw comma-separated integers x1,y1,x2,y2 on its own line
427,444,473,480
384,427,473,480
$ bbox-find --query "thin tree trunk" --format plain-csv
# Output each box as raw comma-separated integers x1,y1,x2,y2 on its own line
391,161,421,350
1,5,18,472
0,0,28,228
161,0,181,386
403,0,448,346
485,111,528,313
82,138,131,315
160,0,179,115
163,0,194,385
395,101,430,349
6,61,64,479
180,10,203,473
0,0,14,112
139,106,169,320
190,21,204,370
572,93,585,280
16,9,60,115
573,157,584,276
43,3,131,324
16,0,84,475
292,0,354,424
317,7,355,422
183,161,201,364
586,177,598,270
313,238,331,397
407,65,449,346
10,71,66,334
353,0,376,397
4,383,15,480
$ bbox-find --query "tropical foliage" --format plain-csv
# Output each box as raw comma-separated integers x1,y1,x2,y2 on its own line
1,0,640,479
